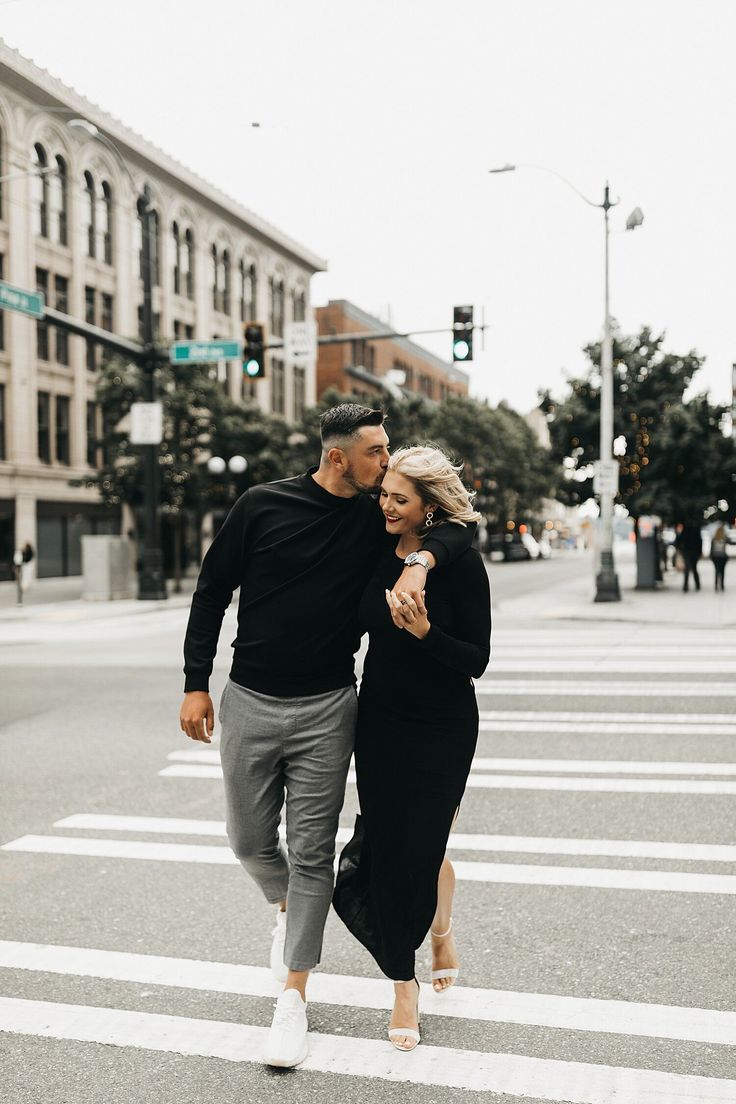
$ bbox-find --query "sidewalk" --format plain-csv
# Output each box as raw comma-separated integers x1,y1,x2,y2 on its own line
0,575,196,623
499,548,736,629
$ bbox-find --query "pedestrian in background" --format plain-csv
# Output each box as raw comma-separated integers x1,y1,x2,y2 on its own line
710,524,728,591
179,404,475,1069
333,446,491,1053
675,523,702,592
20,542,35,591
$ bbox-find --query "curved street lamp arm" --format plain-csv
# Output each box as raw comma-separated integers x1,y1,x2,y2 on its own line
514,163,611,209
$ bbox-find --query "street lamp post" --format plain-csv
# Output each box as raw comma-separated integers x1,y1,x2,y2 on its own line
489,164,644,602
68,119,166,600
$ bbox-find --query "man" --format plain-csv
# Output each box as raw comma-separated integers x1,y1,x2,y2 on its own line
180,403,474,1067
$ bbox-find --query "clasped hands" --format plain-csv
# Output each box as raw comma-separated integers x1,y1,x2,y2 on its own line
385,585,430,639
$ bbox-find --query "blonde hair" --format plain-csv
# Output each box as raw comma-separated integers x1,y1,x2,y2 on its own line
387,445,481,533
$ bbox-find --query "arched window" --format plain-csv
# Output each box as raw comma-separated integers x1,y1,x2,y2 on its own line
269,276,285,337
211,244,219,310
172,221,181,295
98,181,112,264
222,249,231,314
49,155,68,245
240,260,257,322
83,171,96,257
0,123,4,220
292,287,306,323
31,143,49,238
137,196,160,286
150,208,160,287
184,228,194,299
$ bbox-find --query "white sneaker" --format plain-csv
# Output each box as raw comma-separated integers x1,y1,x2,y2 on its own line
266,989,308,1068
270,907,288,983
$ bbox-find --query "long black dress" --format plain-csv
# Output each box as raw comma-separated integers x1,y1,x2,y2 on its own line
333,540,492,981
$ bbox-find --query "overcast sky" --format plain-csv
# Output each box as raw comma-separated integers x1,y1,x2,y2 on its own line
3,0,734,413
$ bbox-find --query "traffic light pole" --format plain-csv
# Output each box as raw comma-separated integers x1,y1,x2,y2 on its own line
266,324,489,350
137,185,167,601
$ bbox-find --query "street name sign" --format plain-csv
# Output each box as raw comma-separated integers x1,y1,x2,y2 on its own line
284,321,317,362
130,402,163,445
169,339,242,365
0,279,45,319
594,458,620,497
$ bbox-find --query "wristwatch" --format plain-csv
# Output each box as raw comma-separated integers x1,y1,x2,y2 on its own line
404,552,431,572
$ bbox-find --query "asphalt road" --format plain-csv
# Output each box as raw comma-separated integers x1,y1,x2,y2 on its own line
1,551,735,1103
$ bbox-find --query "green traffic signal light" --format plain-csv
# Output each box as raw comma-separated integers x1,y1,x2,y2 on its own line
452,305,474,363
242,322,266,379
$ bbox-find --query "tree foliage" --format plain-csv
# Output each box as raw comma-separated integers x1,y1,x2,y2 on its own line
540,325,735,523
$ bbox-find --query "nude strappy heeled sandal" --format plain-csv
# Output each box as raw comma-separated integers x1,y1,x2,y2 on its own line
430,917,459,990
388,978,421,1051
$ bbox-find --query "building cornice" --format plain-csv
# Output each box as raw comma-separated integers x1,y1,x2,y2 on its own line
0,38,328,274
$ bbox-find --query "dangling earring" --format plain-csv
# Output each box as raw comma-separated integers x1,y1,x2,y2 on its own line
425,510,434,528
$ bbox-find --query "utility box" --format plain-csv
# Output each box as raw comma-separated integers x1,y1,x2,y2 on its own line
635,515,659,590
81,535,135,601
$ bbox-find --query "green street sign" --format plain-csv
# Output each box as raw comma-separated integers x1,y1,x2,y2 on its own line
169,339,242,365
0,279,45,319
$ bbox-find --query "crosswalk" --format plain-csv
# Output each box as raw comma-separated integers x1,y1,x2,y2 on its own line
2,616,735,1099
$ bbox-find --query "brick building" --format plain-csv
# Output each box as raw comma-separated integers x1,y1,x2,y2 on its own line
316,300,469,404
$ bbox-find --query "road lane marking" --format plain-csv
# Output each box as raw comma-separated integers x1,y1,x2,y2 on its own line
1,997,735,1100
476,681,736,697
53,815,736,863
158,763,736,793
478,721,736,734
166,750,736,775
475,711,736,724
5,836,736,893
479,661,736,673
1,940,734,1045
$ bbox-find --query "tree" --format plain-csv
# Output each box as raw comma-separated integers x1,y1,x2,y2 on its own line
92,355,291,587
539,325,735,524
432,396,557,530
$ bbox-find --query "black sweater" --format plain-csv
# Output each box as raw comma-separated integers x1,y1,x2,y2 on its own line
183,469,475,696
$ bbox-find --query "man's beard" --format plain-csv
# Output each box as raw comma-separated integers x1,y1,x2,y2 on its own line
343,463,384,496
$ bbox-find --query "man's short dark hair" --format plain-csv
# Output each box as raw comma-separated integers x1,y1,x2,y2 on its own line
320,403,385,448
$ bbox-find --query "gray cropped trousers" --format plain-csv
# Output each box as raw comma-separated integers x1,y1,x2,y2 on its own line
219,679,357,972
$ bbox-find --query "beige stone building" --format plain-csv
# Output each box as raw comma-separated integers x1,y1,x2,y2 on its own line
0,42,325,578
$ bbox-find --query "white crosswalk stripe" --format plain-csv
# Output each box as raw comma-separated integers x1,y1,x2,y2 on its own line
52,813,736,862
1,939,734,1044
166,748,736,775
475,680,736,697
158,761,736,793
5,834,736,893
3,996,735,1100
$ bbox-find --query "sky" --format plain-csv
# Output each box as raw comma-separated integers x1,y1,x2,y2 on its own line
2,0,734,414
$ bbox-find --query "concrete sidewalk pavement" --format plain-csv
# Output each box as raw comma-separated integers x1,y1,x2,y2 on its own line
497,544,736,628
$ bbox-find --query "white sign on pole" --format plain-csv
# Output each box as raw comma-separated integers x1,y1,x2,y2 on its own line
593,458,619,497
284,321,317,362
130,402,163,445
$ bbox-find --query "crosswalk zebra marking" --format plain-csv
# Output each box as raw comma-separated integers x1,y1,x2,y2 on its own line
166,749,736,776
158,762,736,793
5,835,736,893
1,940,734,1045
52,814,736,863
1,996,734,1100
475,680,736,697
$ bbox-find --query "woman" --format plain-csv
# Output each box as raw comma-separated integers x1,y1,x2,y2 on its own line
710,524,729,591
333,445,491,1051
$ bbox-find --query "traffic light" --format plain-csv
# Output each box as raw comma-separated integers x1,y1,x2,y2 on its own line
243,323,266,378
452,305,474,362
